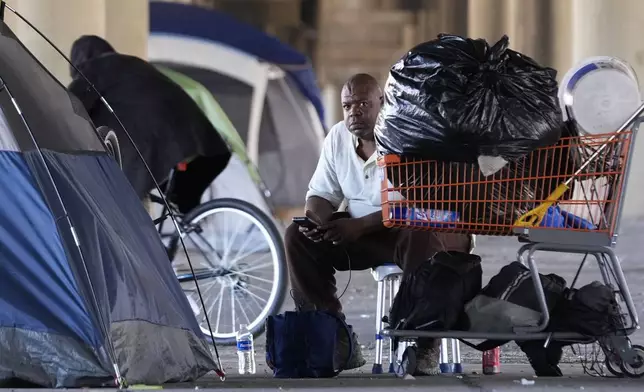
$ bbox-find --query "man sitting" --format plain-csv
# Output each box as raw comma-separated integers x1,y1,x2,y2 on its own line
284,73,472,375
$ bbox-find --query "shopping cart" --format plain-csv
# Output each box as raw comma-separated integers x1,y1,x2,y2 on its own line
377,102,644,378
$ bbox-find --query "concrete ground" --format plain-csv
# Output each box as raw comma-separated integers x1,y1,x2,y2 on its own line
176,365,644,392
9,220,643,392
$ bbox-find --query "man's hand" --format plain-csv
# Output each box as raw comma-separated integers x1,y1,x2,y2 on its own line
318,218,365,245
299,210,325,242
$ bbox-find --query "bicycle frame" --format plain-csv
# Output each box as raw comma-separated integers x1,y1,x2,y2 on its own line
152,167,236,281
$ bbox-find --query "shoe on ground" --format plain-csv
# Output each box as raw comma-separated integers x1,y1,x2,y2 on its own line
414,346,441,376
335,328,366,371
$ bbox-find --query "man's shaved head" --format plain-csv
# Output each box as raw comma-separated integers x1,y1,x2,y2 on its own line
341,73,383,140
342,73,382,96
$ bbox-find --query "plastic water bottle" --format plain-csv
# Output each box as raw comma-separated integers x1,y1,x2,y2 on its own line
236,324,256,374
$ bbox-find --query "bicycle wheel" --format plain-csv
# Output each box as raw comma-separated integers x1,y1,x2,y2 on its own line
172,198,287,345
97,126,122,169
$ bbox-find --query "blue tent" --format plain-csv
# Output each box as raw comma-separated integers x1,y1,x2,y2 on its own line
0,12,217,388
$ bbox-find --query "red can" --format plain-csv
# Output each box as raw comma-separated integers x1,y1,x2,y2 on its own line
482,347,500,375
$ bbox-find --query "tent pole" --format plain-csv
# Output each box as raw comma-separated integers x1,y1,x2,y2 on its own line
247,65,269,166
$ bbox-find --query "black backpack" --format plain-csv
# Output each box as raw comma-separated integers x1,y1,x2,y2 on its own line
387,251,483,350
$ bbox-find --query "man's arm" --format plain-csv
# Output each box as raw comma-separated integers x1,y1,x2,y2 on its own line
305,126,344,223
356,210,385,235
305,196,335,224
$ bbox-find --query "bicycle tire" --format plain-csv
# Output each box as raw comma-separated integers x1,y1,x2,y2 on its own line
177,198,287,345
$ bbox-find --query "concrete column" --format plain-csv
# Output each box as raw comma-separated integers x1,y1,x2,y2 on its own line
549,0,573,80
417,0,468,42
467,0,508,43
504,0,552,65
5,0,148,86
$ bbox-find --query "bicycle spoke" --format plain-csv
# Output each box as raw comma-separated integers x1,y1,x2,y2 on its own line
226,242,270,267
227,222,259,258
231,270,274,284
230,282,236,333
233,258,272,274
221,214,243,264
246,284,272,295
235,294,252,326
246,288,266,313
227,227,256,267
202,279,223,320
199,278,221,306
214,283,225,333
236,285,268,304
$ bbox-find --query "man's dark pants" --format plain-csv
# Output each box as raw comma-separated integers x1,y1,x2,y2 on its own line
284,212,472,348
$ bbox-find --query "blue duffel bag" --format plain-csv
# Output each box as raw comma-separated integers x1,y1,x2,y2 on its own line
265,311,353,378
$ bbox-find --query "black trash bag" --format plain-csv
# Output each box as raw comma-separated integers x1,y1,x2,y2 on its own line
550,281,624,337
384,121,581,230
375,33,564,164
387,252,482,350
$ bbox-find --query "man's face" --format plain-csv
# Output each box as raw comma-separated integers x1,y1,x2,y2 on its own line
341,84,382,140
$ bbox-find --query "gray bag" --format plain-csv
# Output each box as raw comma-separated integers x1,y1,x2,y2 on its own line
464,261,566,333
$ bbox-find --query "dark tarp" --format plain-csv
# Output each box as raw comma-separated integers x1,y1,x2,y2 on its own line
68,35,232,213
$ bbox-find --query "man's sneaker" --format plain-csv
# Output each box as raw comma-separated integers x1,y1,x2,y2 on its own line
415,346,441,376
335,329,367,370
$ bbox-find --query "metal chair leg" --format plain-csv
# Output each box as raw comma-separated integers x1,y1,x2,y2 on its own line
440,338,453,373
387,278,396,373
372,280,385,374
451,339,463,373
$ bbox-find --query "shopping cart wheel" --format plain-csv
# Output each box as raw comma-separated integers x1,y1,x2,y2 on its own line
605,355,624,377
620,345,644,378
395,346,417,378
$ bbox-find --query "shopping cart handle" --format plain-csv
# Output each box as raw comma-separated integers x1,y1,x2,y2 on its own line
513,183,570,228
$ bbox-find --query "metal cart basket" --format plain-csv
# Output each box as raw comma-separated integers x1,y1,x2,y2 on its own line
377,102,644,378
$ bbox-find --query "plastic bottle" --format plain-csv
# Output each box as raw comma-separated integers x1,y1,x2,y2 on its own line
236,324,256,374
389,206,459,228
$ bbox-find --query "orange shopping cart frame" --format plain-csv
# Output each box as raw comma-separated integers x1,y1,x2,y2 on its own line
377,102,644,378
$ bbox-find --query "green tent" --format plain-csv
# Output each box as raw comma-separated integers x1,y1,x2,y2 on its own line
156,66,261,184
155,66,275,218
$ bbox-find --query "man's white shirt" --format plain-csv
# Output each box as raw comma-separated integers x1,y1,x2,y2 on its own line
306,121,387,218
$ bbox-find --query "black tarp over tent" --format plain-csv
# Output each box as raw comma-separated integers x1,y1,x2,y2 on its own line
67,35,232,214
0,7,217,388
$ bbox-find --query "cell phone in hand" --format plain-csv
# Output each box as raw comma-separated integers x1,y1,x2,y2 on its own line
292,216,320,230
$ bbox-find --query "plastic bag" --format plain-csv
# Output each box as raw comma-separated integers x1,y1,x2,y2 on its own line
375,34,564,166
